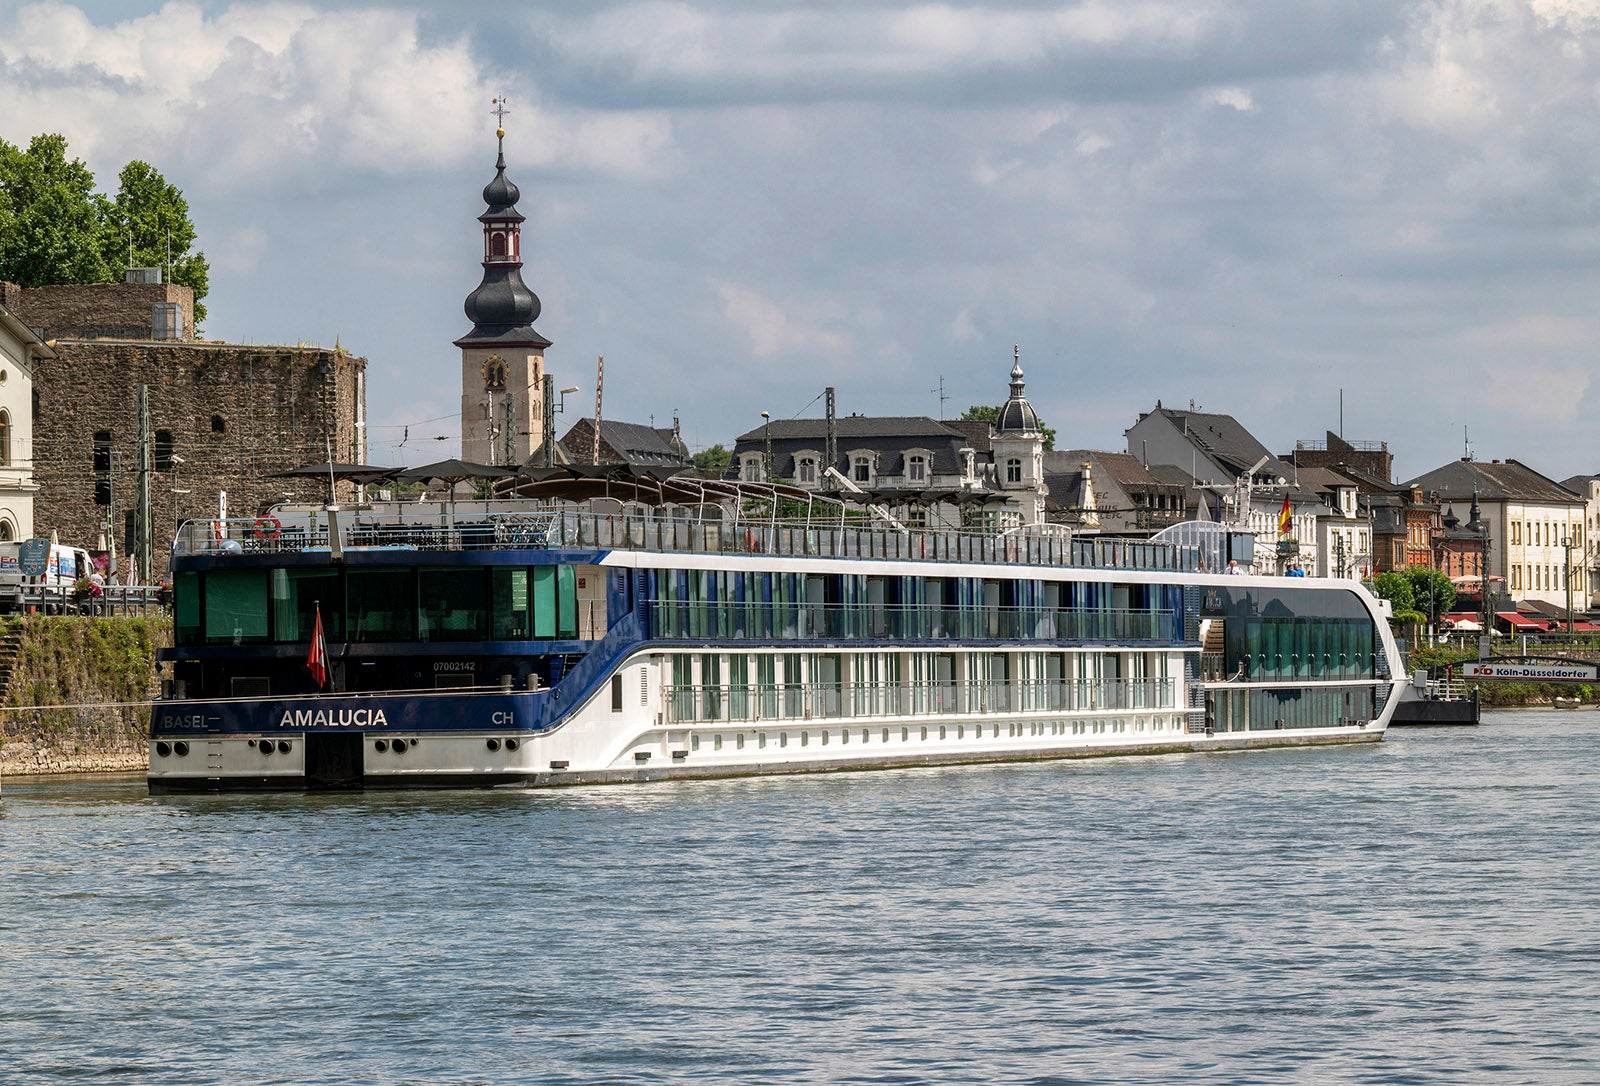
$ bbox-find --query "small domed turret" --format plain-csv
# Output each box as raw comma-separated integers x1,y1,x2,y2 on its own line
996,346,1041,433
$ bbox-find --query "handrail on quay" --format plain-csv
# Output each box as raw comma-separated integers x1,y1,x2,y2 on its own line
174,502,1203,574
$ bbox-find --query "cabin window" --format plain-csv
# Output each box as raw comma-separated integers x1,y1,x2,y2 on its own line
204,570,270,643
492,568,532,639
611,673,624,712
420,567,489,641
271,568,340,642
175,571,202,643
347,569,417,641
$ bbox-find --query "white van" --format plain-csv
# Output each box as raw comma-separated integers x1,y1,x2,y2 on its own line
0,540,96,609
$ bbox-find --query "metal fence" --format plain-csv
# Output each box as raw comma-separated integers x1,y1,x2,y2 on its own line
663,677,1177,723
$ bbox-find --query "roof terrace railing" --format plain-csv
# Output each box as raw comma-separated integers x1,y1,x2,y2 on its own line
173,504,1203,573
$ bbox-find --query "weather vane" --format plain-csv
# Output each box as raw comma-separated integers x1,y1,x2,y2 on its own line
491,96,510,142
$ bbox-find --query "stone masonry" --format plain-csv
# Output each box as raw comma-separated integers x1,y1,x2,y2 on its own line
5,280,366,566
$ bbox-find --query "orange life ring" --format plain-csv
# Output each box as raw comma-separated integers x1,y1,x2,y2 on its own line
253,515,282,541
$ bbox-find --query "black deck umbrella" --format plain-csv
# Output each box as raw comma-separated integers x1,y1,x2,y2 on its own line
393,459,519,525
393,458,517,486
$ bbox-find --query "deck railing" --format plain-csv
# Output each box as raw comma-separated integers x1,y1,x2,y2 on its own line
663,677,1177,724
174,505,1202,574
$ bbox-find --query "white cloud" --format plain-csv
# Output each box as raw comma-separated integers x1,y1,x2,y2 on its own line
714,280,845,357
0,1,673,189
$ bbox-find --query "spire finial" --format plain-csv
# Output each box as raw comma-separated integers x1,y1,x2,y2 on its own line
491,96,511,149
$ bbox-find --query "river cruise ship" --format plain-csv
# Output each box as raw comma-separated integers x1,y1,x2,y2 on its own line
148,492,1403,792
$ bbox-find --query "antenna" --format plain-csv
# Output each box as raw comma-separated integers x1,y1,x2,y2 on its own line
593,355,604,465
1464,425,1472,461
931,376,949,419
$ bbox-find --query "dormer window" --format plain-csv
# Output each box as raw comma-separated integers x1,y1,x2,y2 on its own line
908,456,927,483
740,453,764,482
854,458,870,482
797,457,817,485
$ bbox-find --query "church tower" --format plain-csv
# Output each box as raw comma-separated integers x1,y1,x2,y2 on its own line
455,109,551,466
991,345,1047,525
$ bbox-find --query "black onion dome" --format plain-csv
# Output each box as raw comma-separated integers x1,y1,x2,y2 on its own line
464,267,541,328
996,358,1041,432
480,151,525,222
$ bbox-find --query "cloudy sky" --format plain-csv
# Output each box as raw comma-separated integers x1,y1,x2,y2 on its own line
2,0,1598,482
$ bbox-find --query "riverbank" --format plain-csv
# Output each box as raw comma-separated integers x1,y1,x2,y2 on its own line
0,615,168,780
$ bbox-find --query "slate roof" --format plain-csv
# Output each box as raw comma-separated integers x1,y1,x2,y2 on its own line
560,418,687,467
729,416,974,478
1405,459,1582,504
1146,406,1296,480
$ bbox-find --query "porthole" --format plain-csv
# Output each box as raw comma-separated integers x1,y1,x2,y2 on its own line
391,738,408,754
277,740,291,754
173,741,189,756
374,739,389,753
155,741,171,758
487,738,501,751
505,738,519,751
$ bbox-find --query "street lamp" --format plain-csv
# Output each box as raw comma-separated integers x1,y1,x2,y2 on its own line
760,411,772,482
1563,534,1574,634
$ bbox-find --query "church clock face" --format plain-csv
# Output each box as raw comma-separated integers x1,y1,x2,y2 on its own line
482,354,508,392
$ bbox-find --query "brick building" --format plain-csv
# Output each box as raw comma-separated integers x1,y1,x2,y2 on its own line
2,275,366,580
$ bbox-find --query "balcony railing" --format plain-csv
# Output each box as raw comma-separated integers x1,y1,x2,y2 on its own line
649,602,1178,643
663,677,1177,724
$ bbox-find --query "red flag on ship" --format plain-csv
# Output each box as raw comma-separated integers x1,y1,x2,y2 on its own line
1277,495,1292,535
307,604,328,690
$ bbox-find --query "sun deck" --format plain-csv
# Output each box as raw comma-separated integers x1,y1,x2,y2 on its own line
173,500,1203,573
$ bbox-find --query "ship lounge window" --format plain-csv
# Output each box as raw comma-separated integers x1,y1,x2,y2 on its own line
204,570,270,643
420,568,489,641
348,569,417,642
175,571,201,643
271,568,341,642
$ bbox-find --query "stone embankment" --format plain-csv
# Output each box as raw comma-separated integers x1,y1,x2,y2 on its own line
0,615,168,780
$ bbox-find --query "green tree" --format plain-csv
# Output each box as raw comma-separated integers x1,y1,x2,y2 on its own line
0,133,115,287
0,135,209,321
101,159,210,322
1404,567,1456,623
960,404,1056,451
693,443,732,476
1372,571,1416,615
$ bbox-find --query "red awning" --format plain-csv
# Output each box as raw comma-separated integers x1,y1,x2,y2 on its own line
1496,612,1542,631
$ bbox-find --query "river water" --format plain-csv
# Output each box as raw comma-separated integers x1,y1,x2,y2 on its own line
2,712,1597,1085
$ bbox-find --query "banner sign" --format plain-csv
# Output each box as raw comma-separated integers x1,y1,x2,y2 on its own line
1461,662,1599,683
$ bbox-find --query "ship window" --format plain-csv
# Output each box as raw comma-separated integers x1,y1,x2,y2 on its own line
611,673,623,712
347,569,417,641
492,568,532,639
919,726,928,740
780,732,788,747
758,732,767,749
800,731,809,746
175,571,201,643
420,567,489,641
272,568,340,643
714,733,723,750
736,733,745,750
691,733,700,751
203,570,270,643
901,727,908,742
